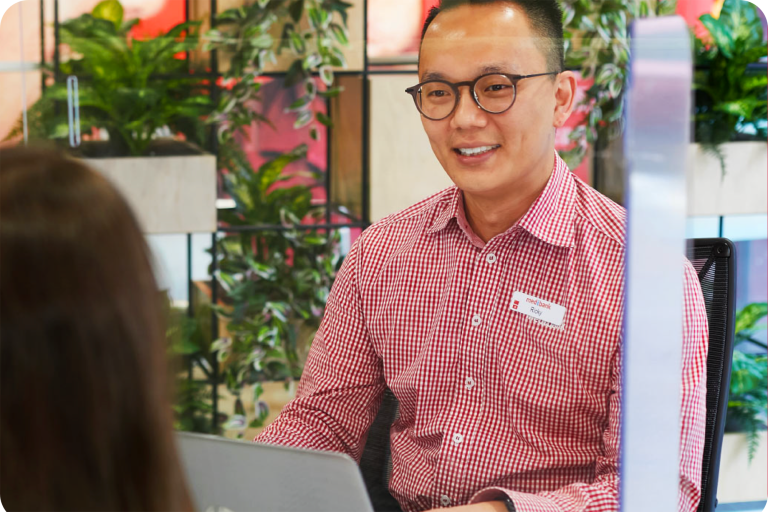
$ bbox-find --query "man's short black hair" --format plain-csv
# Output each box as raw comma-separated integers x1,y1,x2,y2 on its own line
420,0,565,73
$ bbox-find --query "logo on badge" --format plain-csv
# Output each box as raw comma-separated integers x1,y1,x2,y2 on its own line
512,300,519,310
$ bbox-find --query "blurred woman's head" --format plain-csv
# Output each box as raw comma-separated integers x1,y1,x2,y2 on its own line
0,146,190,511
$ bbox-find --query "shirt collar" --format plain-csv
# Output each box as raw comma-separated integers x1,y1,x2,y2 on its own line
426,151,576,249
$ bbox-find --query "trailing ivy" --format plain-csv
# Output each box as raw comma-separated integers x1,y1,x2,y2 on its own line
558,0,677,169
201,0,352,435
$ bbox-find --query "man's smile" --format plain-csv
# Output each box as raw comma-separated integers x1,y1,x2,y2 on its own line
454,144,501,156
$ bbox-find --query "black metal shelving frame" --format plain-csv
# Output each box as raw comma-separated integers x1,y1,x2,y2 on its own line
42,0,745,431
41,0,393,433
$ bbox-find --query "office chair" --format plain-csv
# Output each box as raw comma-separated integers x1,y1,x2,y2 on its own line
687,238,737,512
359,238,736,512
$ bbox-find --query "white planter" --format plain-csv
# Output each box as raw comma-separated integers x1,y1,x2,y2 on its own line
716,431,767,504
687,142,768,216
83,144,217,234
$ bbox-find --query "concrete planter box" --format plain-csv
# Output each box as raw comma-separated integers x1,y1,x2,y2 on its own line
717,431,767,504
687,142,767,217
80,141,217,234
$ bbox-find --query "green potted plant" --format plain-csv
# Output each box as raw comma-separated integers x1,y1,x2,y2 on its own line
726,302,767,452
211,143,343,437
189,0,352,437
558,0,677,202
5,0,217,234
165,294,227,434
688,0,767,218
719,302,767,502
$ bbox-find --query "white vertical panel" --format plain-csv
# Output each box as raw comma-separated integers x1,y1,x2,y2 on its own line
622,16,692,512
369,74,453,221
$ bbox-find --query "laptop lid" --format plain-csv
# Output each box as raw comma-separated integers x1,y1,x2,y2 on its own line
176,432,375,512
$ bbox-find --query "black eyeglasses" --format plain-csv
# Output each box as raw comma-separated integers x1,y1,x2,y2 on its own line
405,71,560,121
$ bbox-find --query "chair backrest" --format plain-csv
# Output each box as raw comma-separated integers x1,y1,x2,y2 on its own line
360,238,736,512
359,388,401,512
686,238,737,512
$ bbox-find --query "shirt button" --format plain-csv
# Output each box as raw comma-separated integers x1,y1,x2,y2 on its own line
452,433,464,445
440,495,452,507
486,253,497,264
471,314,482,326
465,377,475,390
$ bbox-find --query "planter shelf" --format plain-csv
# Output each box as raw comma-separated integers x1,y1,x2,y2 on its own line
687,142,768,217
717,431,767,504
81,141,217,234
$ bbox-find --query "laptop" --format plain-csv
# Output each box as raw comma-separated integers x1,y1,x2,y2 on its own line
175,432,375,512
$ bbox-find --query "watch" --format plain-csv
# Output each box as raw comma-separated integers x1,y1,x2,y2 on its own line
502,496,516,512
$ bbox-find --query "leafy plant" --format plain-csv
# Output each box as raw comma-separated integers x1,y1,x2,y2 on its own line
693,0,768,175
727,302,768,463
212,142,343,431
558,0,677,169
204,0,352,143
199,0,353,432
5,0,211,156
734,302,768,349
166,297,226,434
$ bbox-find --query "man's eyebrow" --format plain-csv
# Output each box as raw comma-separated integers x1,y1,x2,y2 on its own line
420,65,518,82
421,71,446,81
481,65,507,74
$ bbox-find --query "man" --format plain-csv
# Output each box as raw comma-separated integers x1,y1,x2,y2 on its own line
257,1,709,511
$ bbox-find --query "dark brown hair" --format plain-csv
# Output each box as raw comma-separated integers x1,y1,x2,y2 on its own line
421,0,565,74
0,146,192,511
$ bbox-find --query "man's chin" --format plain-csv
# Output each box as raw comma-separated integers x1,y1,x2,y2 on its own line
450,175,507,198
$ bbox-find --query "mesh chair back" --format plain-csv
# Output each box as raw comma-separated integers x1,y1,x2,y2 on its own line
359,388,402,512
359,238,735,512
686,238,736,512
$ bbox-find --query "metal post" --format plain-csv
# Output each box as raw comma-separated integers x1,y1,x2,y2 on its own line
208,0,220,433
40,0,45,93
187,233,194,381
325,95,333,226
361,0,370,227
210,231,219,432
209,0,220,156
53,0,59,84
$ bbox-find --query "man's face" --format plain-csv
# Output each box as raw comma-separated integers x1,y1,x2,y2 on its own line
418,3,568,200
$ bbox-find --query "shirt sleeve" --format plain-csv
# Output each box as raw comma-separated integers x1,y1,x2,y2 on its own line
469,260,708,512
255,236,387,462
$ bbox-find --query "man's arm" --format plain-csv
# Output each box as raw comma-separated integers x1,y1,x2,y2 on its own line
255,237,386,461
462,261,708,512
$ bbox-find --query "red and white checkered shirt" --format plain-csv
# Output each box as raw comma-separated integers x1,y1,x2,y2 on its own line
256,152,708,512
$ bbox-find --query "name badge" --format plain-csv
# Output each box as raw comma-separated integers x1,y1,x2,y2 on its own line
510,291,566,327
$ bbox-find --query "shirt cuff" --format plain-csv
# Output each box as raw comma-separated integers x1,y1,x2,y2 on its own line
470,487,561,512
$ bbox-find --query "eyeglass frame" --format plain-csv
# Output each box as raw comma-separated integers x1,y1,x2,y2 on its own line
404,71,560,121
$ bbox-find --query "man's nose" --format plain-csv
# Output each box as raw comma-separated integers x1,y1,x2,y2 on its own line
450,86,487,129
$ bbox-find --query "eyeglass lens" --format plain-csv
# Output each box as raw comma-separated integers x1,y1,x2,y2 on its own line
417,74,516,119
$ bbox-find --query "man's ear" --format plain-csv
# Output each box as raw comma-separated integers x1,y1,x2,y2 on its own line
553,71,577,128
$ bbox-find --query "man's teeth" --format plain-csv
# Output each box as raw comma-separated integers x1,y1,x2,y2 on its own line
457,145,499,156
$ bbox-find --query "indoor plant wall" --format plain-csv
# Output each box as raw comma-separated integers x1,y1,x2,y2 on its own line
557,0,676,202
5,0,217,234
199,0,352,437
687,0,767,217
718,302,768,503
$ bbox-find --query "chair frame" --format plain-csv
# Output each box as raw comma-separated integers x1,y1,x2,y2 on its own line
688,238,737,512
